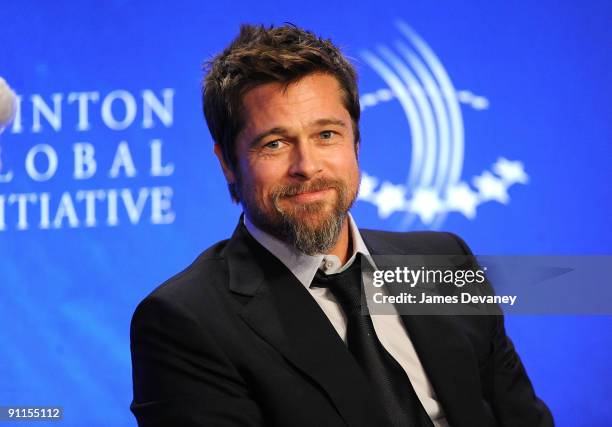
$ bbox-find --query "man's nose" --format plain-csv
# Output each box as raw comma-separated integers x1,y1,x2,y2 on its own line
288,141,322,179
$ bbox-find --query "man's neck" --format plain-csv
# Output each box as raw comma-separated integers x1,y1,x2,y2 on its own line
326,216,352,265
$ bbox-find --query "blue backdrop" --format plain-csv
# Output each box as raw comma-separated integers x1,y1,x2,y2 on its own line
1,1,611,426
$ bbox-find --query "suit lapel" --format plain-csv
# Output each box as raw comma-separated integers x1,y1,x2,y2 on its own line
223,222,387,426
361,230,489,427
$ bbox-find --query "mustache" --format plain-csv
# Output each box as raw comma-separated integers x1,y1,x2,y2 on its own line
270,178,344,199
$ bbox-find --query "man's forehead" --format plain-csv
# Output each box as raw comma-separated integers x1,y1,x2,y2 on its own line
239,73,349,130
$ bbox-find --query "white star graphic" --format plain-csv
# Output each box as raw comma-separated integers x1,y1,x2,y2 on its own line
358,172,379,200
373,181,406,219
445,183,479,219
357,155,527,221
473,171,509,204
493,158,529,185
409,187,443,224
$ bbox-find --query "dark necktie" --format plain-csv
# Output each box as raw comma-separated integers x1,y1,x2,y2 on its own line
312,255,434,427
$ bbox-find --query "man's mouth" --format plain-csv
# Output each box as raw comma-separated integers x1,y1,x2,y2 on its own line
284,188,334,203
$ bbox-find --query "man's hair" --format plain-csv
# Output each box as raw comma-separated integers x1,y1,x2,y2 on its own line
202,23,360,201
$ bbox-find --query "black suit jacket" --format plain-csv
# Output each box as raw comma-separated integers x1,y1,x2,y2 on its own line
130,220,553,426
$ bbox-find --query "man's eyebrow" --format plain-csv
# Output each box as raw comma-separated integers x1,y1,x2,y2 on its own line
249,118,348,147
312,118,347,128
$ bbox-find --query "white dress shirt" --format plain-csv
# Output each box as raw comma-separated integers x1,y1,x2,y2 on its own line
244,213,449,427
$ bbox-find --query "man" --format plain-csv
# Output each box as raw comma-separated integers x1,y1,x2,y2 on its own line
130,24,553,426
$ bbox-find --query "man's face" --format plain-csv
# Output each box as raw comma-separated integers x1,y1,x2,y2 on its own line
220,72,360,254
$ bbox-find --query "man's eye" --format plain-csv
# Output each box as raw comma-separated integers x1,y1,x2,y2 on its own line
263,140,282,149
320,130,333,140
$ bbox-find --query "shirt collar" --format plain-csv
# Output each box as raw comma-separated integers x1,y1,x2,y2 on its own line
243,212,372,289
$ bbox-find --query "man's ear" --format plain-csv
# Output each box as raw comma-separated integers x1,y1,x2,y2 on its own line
214,144,236,184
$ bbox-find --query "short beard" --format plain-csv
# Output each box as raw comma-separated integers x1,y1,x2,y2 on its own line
242,177,357,255
275,197,347,256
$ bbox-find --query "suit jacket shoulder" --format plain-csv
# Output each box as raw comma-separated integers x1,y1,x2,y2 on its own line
360,228,472,256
